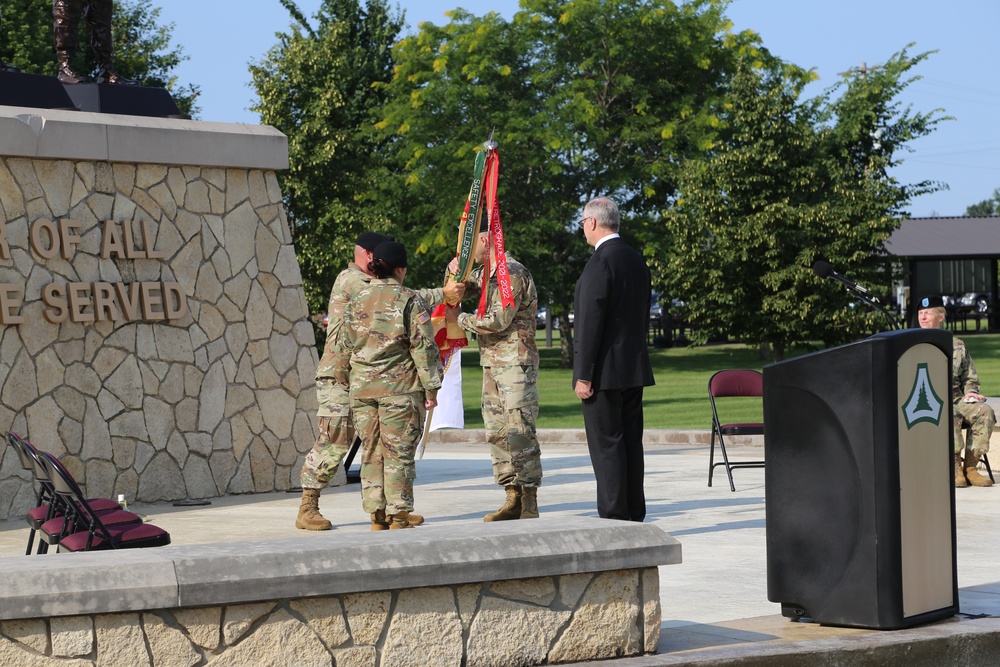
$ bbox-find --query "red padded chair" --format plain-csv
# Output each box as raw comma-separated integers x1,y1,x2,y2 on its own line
38,451,170,552
708,370,765,492
7,432,123,554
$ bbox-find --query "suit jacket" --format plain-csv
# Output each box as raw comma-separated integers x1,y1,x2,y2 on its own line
572,237,655,391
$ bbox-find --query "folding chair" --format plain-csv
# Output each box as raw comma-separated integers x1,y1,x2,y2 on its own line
23,441,142,553
7,433,124,554
6,432,56,555
39,451,170,552
708,370,765,492
958,423,996,483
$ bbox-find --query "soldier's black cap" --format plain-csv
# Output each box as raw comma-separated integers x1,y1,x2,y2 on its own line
373,241,407,269
355,232,391,251
918,295,945,310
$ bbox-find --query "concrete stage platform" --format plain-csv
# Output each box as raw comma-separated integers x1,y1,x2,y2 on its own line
2,435,998,665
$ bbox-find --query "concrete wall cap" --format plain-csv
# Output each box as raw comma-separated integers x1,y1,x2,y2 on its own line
0,517,680,618
0,105,288,170
169,516,681,606
0,548,179,620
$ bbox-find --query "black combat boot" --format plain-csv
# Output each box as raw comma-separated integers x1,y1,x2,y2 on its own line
87,0,138,85
54,0,89,84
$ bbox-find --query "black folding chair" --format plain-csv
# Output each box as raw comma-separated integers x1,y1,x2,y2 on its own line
959,422,996,483
39,451,170,552
6,432,57,555
708,370,766,492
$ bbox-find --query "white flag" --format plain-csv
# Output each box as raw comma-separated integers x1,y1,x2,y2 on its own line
430,348,464,430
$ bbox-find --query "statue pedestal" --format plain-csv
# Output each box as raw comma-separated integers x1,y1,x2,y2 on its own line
63,83,186,118
0,71,76,110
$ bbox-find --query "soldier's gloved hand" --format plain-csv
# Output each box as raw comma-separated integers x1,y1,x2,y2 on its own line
443,277,466,305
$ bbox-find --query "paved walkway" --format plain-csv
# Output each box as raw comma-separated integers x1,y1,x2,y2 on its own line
2,437,998,664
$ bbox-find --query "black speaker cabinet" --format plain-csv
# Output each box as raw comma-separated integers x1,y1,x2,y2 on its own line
763,328,958,629
0,71,76,109
63,83,185,118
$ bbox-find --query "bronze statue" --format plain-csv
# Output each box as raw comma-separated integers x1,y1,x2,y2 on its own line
54,0,137,85
0,8,22,72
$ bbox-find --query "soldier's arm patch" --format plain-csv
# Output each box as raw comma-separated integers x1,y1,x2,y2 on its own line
417,310,431,324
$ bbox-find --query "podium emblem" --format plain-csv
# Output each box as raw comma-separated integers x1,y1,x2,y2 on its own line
901,362,944,429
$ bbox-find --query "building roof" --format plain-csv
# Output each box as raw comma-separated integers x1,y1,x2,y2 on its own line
885,216,1000,258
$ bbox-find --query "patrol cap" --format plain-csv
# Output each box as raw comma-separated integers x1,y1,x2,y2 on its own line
917,295,945,310
373,241,407,269
355,232,391,251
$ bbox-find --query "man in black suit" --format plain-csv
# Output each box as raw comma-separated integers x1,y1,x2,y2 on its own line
573,197,655,521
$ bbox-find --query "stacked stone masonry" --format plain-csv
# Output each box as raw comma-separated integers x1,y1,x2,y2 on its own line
0,568,660,666
0,156,320,520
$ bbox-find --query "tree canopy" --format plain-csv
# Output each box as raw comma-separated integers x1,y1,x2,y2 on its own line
0,0,199,116
379,0,760,364
250,0,403,314
965,189,1000,216
657,47,946,358
250,0,947,361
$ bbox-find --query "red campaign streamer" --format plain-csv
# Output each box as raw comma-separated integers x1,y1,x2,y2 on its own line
476,149,515,317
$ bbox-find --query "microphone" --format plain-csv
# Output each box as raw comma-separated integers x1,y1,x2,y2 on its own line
812,260,871,296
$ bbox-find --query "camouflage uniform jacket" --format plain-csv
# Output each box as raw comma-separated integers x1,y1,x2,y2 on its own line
332,278,443,400
457,256,539,369
953,337,983,403
316,263,445,381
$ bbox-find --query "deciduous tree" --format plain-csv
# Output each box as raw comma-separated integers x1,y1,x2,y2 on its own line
380,0,757,366
657,48,946,358
965,189,1000,216
250,0,403,315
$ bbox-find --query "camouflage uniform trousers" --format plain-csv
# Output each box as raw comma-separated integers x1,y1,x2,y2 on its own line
482,364,542,488
300,378,355,489
352,392,426,515
954,400,997,456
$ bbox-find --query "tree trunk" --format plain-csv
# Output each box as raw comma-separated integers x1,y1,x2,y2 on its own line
558,313,573,368
759,341,785,362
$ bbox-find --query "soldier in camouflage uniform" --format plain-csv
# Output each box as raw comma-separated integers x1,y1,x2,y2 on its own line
446,229,542,521
297,232,459,531
333,241,443,529
917,296,995,488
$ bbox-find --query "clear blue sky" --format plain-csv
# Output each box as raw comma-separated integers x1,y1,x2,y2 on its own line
159,0,1000,218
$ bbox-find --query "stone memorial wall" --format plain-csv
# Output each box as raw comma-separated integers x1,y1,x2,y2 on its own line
0,108,319,520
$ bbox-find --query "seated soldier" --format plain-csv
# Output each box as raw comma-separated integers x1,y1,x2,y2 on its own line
917,295,995,487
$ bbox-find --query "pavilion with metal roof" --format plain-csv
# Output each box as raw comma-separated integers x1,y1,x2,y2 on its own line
885,216,1000,331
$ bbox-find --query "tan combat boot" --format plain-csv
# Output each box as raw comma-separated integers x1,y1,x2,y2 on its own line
371,509,390,531
520,486,539,519
295,488,333,530
388,511,416,529
955,454,969,488
484,485,521,522
965,451,994,487
380,509,424,526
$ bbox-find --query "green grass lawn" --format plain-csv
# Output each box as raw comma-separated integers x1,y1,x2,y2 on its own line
451,332,1000,430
